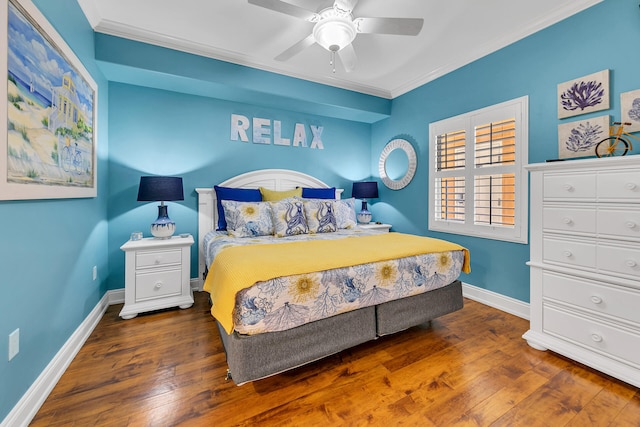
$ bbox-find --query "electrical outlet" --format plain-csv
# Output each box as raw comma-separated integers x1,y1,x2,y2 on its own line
92,265,97,281
9,329,19,361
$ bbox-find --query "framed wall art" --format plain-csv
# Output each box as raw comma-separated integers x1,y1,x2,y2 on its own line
1,0,97,200
557,70,609,119
621,89,640,133
558,115,609,159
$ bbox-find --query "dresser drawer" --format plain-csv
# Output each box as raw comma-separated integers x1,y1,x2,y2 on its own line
542,271,640,324
597,244,640,278
544,173,596,200
543,237,595,268
136,249,182,269
597,208,640,240
543,305,640,368
135,268,182,301
543,206,596,234
597,170,640,201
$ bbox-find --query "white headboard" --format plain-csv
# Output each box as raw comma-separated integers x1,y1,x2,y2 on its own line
195,169,343,288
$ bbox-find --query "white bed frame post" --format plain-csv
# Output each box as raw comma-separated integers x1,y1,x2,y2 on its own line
195,187,214,290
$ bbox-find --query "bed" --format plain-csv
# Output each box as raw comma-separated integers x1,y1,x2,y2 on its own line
196,169,469,385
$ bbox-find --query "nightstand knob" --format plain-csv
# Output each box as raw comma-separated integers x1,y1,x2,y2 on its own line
154,257,162,265
562,184,573,192
625,182,637,191
591,333,603,343
626,221,636,229
562,217,573,225
154,281,163,290
590,296,603,304
562,250,572,258
626,259,638,268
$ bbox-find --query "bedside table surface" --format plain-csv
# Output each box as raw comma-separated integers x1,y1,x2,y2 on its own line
121,234,194,251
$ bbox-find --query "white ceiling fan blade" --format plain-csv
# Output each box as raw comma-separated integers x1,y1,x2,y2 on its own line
248,0,318,21
333,0,360,14
354,17,424,36
275,34,316,61
338,43,357,72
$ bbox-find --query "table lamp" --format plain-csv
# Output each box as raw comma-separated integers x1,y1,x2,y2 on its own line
137,176,184,239
352,181,378,224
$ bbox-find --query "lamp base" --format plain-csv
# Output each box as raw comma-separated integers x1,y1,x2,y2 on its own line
357,200,372,224
151,205,176,239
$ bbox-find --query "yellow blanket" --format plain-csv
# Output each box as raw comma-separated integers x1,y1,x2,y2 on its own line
203,232,470,334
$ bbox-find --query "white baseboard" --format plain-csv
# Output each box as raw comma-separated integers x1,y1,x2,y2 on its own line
0,290,117,427
462,281,530,320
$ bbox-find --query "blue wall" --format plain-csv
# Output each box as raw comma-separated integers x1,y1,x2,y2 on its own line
0,0,109,420
106,83,372,289
3,0,639,422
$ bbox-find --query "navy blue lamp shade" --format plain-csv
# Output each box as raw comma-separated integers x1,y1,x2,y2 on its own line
352,181,378,224
137,176,184,238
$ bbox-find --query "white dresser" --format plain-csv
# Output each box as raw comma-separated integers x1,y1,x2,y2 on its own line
525,156,640,387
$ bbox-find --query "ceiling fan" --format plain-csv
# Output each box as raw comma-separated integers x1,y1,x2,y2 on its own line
248,0,424,73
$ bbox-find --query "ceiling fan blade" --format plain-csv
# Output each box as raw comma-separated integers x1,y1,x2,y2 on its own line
248,0,318,21
338,43,357,72
354,17,424,36
333,0,359,14
275,34,316,61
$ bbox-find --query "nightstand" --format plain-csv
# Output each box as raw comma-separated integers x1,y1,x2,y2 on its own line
358,222,392,233
120,234,194,319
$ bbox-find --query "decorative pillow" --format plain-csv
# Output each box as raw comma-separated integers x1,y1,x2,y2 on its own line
303,199,338,233
335,198,357,229
270,198,309,237
259,187,302,201
300,187,336,199
214,186,262,230
221,200,274,238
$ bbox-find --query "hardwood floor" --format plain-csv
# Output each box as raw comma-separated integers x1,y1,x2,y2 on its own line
31,292,640,426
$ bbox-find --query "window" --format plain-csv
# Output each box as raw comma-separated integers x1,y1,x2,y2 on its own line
428,96,528,243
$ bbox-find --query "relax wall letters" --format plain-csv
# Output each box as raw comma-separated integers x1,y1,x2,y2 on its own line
230,114,324,149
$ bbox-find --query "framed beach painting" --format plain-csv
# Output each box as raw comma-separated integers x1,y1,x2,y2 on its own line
557,70,609,119
621,89,640,133
1,0,97,200
558,115,609,159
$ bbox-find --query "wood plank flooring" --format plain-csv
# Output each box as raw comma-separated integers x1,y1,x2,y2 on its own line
31,292,640,426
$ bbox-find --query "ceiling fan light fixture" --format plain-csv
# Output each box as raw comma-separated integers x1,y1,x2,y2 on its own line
312,13,356,52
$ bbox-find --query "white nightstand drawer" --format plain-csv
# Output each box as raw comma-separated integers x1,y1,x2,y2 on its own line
136,249,182,269
543,305,640,367
136,269,182,301
597,208,640,240
597,244,640,278
543,206,595,234
544,173,596,200
542,271,640,324
543,237,595,268
597,171,640,201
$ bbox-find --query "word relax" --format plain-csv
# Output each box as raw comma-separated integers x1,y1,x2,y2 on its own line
230,114,324,149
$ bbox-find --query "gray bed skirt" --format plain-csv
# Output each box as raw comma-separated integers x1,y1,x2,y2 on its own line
217,279,463,385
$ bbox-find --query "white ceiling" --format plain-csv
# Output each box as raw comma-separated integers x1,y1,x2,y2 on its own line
77,0,602,99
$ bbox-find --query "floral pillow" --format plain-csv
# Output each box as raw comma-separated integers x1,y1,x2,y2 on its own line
221,200,274,238
335,198,357,229
269,198,309,237
303,199,338,233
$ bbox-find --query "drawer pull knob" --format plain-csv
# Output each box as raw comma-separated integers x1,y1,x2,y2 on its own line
154,282,163,289
154,258,162,264
590,296,603,304
591,334,603,343
626,260,638,268
563,184,574,192
562,217,573,225
563,250,572,258
625,182,637,190
626,221,637,229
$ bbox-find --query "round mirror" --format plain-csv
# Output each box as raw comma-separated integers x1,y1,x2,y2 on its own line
379,139,417,190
